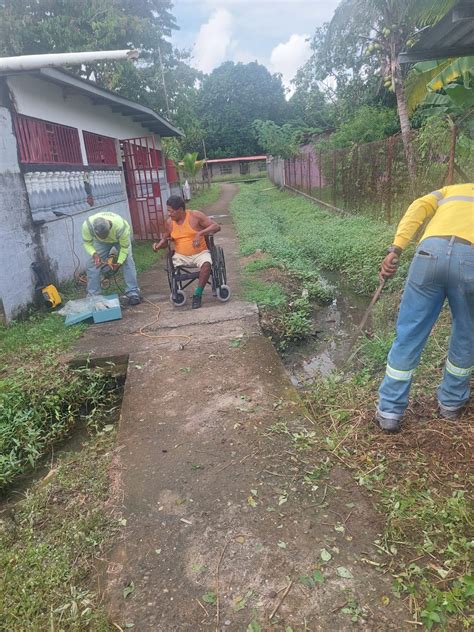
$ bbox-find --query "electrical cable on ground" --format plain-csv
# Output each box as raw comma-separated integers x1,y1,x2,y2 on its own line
111,275,192,347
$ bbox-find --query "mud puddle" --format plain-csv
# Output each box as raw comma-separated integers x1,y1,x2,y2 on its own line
283,271,370,386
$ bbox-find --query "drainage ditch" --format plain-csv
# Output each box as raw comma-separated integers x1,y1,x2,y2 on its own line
281,272,371,387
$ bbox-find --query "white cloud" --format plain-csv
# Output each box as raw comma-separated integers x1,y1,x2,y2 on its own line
269,33,311,93
193,8,233,74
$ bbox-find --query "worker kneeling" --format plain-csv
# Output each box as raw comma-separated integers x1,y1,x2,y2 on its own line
153,195,221,309
82,211,141,305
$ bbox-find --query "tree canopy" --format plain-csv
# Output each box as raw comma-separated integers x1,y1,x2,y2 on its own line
196,62,288,158
0,0,200,130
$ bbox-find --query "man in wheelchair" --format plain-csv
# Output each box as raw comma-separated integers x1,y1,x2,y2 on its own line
152,195,221,309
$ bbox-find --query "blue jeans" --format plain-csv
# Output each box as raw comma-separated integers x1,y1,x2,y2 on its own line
86,241,140,297
378,237,474,420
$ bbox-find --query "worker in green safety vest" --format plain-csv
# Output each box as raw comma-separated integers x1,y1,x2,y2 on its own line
81,211,141,305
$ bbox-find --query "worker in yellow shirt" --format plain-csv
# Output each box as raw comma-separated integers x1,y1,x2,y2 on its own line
82,211,141,305
376,183,474,433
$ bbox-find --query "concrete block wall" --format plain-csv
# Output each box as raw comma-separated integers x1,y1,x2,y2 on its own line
0,106,43,322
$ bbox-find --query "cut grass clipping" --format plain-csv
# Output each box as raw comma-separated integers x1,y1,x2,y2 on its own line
306,310,473,629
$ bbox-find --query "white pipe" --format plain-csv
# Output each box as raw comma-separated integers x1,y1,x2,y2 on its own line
0,49,139,73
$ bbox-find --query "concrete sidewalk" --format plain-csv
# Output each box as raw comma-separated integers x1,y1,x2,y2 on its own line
73,184,408,631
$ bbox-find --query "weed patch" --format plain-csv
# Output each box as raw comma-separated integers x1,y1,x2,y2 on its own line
0,363,120,490
0,426,122,630
230,178,412,295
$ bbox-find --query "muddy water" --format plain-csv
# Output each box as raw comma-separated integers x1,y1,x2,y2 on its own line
283,271,370,386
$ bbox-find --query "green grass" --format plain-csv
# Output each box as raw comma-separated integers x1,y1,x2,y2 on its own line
230,178,400,346
132,239,163,274
0,237,160,489
0,427,121,630
188,183,221,209
242,277,287,307
230,178,413,295
231,179,473,628
0,312,85,366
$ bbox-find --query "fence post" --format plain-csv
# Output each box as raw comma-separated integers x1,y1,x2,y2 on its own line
332,150,337,207
319,150,323,197
307,153,311,195
353,145,359,210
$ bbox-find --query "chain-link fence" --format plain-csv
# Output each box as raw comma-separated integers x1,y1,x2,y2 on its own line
273,131,471,224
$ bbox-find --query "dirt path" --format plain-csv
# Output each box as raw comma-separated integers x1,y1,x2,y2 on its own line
74,184,409,630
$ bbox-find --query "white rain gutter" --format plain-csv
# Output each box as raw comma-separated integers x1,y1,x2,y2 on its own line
0,49,139,73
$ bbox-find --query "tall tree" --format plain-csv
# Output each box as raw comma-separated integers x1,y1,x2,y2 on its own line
325,0,457,181
197,61,288,158
0,0,199,125
292,22,389,130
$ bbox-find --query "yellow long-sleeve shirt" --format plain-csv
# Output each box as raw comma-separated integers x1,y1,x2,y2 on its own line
393,183,474,250
82,212,131,264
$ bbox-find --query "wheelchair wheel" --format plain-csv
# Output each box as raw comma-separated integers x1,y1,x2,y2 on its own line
212,246,226,287
170,289,186,306
218,247,227,284
166,252,174,291
217,284,231,302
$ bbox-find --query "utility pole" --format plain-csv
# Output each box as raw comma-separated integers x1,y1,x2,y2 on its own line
157,45,171,120
202,139,211,188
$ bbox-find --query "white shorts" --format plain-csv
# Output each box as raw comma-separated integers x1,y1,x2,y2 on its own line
172,250,212,268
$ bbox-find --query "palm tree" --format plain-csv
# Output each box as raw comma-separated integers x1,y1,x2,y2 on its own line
326,0,456,182
180,152,205,192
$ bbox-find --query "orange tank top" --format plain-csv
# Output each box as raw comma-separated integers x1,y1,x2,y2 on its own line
170,210,207,256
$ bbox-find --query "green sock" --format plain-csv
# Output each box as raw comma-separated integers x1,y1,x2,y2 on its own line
194,286,204,297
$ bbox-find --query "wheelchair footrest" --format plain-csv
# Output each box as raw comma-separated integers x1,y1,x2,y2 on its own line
175,271,200,281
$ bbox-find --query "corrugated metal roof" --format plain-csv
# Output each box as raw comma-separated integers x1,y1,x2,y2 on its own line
206,155,266,164
400,1,474,62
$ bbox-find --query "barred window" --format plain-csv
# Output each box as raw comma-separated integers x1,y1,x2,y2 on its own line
13,113,82,165
83,131,118,166
220,163,232,175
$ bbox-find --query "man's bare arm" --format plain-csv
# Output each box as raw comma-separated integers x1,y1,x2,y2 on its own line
194,210,221,238
152,219,172,251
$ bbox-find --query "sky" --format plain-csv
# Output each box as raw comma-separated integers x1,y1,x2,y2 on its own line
170,0,341,93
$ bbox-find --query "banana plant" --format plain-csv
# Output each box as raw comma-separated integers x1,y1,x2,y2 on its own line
406,56,474,113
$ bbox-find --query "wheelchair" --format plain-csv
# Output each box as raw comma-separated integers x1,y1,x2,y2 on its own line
166,235,231,307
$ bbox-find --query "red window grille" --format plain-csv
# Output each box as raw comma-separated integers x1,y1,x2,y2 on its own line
83,131,119,166
128,144,162,169
165,158,178,183
13,113,82,165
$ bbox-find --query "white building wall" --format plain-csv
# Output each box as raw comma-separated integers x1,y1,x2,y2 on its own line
0,74,172,320
7,74,162,157
0,106,42,321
